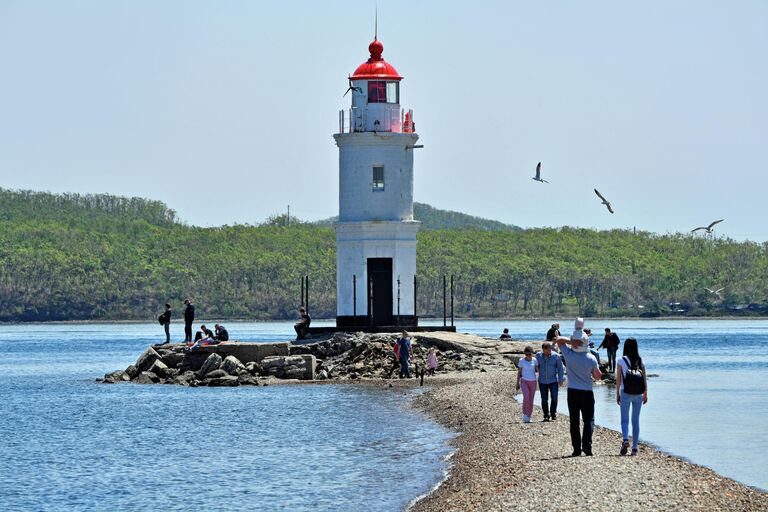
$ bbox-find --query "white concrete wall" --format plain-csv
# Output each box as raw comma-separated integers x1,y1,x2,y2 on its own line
334,132,419,222
335,221,420,316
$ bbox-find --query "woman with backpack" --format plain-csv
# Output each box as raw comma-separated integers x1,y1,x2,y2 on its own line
616,337,648,456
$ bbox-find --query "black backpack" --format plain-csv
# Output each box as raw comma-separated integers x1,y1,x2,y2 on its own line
622,356,645,394
158,314,164,325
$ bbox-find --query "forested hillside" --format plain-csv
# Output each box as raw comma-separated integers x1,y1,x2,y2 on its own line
1,188,766,322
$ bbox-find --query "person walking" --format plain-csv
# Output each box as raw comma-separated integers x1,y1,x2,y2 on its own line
183,298,195,343
536,341,564,421
555,326,602,456
397,331,413,378
158,303,172,344
427,347,438,376
516,346,538,423
616,337,648,456
599,327,621,373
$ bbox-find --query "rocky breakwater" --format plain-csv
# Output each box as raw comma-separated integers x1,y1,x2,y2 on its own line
100,342,315,386
290,331,532,380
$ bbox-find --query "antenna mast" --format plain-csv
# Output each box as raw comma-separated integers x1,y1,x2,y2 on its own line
375,5,378,40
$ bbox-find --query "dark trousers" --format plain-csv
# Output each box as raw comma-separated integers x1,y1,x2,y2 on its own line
607,348,617,372
294,323,305,340
184,322,193,342
567,388,595,453
163,323,170,344
539,381,559,417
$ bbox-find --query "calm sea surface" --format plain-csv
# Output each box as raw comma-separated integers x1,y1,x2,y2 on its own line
0,321,454,512
1,319,766,511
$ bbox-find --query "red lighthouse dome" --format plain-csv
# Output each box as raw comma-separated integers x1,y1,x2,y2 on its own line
350,39,402,80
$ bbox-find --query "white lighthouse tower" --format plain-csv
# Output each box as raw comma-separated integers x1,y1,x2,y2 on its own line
334,37,419,328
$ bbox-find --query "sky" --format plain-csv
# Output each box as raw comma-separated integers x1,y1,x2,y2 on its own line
1,1,766,240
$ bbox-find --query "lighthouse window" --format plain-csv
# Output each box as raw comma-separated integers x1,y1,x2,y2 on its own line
372,166,385,191
367,81,399,104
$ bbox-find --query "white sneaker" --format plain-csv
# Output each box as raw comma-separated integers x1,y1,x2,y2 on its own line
523,415,531,423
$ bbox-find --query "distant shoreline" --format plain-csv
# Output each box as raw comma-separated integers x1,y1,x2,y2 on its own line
3,315,767,326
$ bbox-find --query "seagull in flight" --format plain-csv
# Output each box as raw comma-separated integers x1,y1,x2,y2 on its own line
343,78,363,97
705,287,724,299
691,219,724,234
594,189,614,214
532,162,548,183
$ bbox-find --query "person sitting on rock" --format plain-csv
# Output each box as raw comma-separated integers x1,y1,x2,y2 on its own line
294,307,311,340
214,323,229,342
189,325,215,350
499,328,512,340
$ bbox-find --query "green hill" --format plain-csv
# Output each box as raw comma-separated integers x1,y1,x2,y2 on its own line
315,202,521,231
0,187,766,322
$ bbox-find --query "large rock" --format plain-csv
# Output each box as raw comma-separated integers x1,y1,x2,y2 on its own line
102,370,127,383
198,353,222,378
148,359,170,379
221,355,245,376
135,372,159,384
124,364,139,380
135,347,162,372
206,375,240,387
204,369,228,379
162,352,185,368
260,355,315,380
173,371,196,385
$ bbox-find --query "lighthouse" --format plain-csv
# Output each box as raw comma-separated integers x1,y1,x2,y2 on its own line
334,37,419,328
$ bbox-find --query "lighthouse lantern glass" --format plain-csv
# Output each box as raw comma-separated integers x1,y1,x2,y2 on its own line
367,81,399,104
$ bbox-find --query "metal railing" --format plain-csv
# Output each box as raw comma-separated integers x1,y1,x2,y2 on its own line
338,108,415,134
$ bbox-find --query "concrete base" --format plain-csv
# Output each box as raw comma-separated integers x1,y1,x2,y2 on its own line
157,342,290,364
305,325,456,335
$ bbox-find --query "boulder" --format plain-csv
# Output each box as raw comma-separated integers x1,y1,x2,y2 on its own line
162,352,185,368
135,372,159,384
124,364,139,380
135,347,162,372
237,374,260,386
197,353,222,378
102,370,128,383
205,369,228,379
221,355,245,376
245,361,260,375
173,371,196,385
148,359,170,379
207,375,240,387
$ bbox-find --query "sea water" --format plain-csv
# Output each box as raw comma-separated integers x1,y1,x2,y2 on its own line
0,322,454,511
466,319,768,491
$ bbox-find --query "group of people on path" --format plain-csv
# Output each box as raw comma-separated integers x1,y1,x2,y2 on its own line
157,299,229,347
516,318,648,456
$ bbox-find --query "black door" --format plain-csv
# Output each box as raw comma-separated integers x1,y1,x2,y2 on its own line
367,258,393,326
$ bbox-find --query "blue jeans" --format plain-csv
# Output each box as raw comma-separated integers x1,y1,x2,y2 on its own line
539,381,559,417
620,391,643,449
399,356,410,378
606,348,617,372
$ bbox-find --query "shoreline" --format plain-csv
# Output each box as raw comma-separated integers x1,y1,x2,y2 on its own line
405,370,767,512
5,315,768,326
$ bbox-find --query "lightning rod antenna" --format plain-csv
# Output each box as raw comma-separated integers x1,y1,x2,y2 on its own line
375,5,378,40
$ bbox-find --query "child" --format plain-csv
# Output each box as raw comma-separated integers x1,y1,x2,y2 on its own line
516,346,538,423
427,347,438,376
570,317,589,353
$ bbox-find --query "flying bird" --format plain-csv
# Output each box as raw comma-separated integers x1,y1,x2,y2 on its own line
691,219,724,234
705,287,724,299
594,189,614,214
532,162,548,183
343,78,362,97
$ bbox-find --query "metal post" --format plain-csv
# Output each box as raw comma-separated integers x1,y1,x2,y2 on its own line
300,276,305,308
305,275,309,315
353,275,357,326
451,274,455,327
368,274,373,326
443,275,447,327
397,276,401,326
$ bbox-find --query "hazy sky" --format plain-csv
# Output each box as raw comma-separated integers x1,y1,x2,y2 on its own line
1,1,766,240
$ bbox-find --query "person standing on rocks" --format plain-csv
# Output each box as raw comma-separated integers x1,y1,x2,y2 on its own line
397,331,413,378
183,299,195,343
546,323,561,341
535,341,564,421
427,347,438,376
516,346,538,423
616,337,648,456
599,327,621,373
158,303,172,344
555,326,602,456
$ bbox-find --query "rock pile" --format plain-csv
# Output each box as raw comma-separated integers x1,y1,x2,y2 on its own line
100,344,315,386
290,331,520,380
